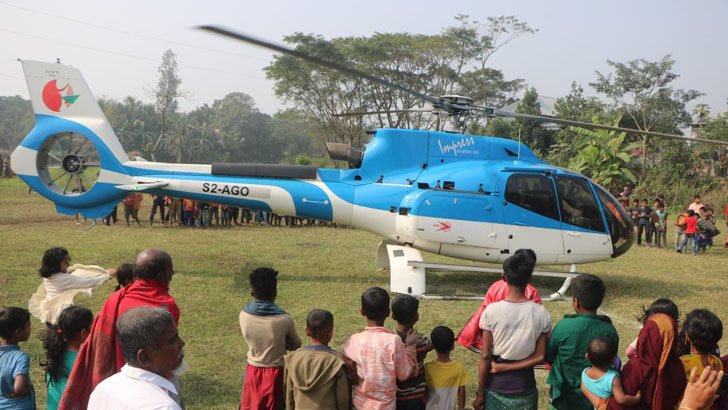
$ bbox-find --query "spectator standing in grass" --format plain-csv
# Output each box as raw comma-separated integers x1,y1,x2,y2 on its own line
60,249,181,410
149,195,166,226
611,298,685,410
87,307,185,410
283,309,350,410
43,306,93,410
343,287,418,410
546,273,618,410
0,307,34,410
473,249,551,410
391,294,433,409
425,326,469,410
239,268,301,410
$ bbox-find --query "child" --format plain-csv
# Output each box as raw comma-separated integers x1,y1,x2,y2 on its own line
581,336,641,408
391,295,433,409
457,249,541,354
425,326,468,410
546,274,618,410
636,199,653,247
284,309,350,410
239,268,301,410
680,309,724,381
0,307,35,409
473,249,551,410
344,287,418,409
43,306,93,410
113,263,135,291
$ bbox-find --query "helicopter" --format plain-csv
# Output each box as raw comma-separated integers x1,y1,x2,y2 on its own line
11,26,727,297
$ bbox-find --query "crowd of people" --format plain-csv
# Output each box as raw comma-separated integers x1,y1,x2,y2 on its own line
1,247,726,410
102,193,323,229
618,187,727,254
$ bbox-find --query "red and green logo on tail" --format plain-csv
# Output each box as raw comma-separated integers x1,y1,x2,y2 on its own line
42,79,79,112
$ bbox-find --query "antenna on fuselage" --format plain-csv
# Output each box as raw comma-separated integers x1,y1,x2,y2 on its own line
517,127,522,161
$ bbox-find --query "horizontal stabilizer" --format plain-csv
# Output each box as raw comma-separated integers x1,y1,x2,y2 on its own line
116,181,169,192
212,163,318,179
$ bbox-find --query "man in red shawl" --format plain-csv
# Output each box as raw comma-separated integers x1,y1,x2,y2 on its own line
59,248,180,410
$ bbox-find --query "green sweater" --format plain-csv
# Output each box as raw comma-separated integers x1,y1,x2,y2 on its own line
546,313,618,410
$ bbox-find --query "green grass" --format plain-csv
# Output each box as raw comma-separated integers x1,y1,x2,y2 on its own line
1,177,727,409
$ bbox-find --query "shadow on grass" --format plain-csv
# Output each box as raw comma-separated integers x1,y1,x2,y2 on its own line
181,372,240,408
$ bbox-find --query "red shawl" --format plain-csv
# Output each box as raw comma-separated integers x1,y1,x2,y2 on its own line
456,279,541,352
608,313,686,410
58,279,179,410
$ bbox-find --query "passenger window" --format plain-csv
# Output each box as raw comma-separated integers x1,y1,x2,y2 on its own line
505,174,559,220
555,176,605,232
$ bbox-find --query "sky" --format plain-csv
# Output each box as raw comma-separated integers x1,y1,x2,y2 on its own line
1,0,727,116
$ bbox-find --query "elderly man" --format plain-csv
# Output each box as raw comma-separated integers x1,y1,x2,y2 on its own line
89,307,185,409
60,249,180,410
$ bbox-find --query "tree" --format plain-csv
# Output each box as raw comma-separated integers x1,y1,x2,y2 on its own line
212,92,277,163
548,82,608,167
567,118,638,191
0,96,33,150
590,55,702,182
513,87,556,154
149,49,182,161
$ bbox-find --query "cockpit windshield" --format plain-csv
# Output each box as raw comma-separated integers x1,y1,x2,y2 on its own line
593,183,634,257
554,176,604,232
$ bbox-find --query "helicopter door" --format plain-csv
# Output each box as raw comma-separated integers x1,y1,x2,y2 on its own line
413,192,506,258
501,173,563,264
554,176,612,262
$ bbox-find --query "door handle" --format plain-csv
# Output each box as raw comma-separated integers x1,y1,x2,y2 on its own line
567,231,582,237
515,221,527,226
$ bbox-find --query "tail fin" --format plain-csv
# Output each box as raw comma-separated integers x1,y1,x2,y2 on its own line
20,60,129,164
11,60,132,218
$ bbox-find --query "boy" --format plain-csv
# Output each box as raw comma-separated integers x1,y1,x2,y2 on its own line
284,309,349,410
546,274,618,409
473,249,551,410
0,307,35,409
344,287,418,410
239,268,301,410
636,199,652,247
425,326,468,410
391,295,433,409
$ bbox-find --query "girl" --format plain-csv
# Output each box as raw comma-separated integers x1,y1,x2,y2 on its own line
679,309,724,379
43,305,93,410
610,298,686,410
29,247,112,324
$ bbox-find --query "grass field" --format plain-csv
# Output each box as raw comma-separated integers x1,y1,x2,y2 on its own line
1,176,727,409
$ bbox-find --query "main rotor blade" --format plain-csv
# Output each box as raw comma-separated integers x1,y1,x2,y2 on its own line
196,25,443,108
333,109,434,117
491,110,728,146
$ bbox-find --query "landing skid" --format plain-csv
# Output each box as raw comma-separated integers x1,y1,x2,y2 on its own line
375,242,579,301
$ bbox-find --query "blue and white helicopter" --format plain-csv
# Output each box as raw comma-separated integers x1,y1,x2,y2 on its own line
12,27,722,297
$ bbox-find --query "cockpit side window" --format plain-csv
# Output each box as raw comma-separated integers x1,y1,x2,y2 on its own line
505,174,559,220
555,176,605,232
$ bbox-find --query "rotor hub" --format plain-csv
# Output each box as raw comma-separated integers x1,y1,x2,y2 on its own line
62,154,86,175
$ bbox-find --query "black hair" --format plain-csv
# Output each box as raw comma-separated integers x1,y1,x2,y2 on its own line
683,309,723,355
641,199,648,204
431,326,455,354
249,267,278,301
306,309,334,340
0,307,31,339
638,298,679,324
133,250,171,283
502,248,536,288
694,194,701,200
115,263,135,291
687,209,695,217
361,287,390,321
39,247,69,278
391,294,419,326
587,335,617,369
572,274,606,311
42,306,93,383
